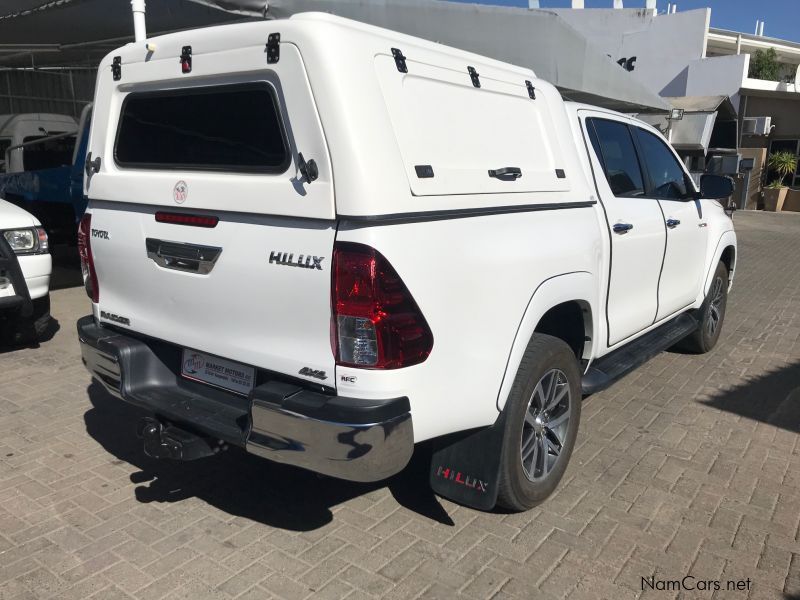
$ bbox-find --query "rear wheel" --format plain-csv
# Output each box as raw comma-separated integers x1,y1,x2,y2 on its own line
676,262,728,354
497,334,581,511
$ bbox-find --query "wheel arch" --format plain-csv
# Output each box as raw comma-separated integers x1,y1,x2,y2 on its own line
720,245,736,278
496,271,597,411
701,231,737,298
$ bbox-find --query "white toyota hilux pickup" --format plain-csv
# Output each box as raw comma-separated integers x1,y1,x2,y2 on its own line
77,14,736,511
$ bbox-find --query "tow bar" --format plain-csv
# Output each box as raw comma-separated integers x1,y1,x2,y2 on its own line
137,417,223,461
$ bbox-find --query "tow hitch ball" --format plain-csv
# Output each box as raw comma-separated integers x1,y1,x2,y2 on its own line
136,417,223,461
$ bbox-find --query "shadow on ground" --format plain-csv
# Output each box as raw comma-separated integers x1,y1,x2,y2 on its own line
84,382,455,530
701,361,800,434
0,315,60,354
50,244,82,290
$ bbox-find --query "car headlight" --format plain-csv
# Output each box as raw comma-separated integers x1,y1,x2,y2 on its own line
2,227,48,254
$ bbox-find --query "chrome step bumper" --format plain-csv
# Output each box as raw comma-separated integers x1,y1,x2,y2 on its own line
77,315,413,482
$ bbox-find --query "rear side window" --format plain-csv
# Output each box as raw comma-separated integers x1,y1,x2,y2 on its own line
587,118,645,198
115,83,289,173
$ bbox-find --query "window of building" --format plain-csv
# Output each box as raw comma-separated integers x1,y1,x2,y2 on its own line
586,118,645,197
115,83,289,173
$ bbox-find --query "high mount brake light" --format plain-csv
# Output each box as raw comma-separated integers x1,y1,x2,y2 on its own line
332,242,433,369
155,212,219,228
77,214,99,303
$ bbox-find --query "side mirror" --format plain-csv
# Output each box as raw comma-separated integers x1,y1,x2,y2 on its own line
700,174,734,200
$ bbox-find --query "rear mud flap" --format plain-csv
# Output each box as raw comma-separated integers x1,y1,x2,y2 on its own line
429,412,506,511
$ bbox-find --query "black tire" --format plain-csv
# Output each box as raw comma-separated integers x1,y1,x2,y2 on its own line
0,295,51,346
29,295,52,339
497,334,582,512
675,262,728,354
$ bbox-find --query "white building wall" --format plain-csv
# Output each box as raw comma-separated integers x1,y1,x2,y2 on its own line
685,54,749,110
552,8,710,96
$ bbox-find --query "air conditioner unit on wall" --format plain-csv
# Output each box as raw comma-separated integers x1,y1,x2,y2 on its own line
742,116,772,136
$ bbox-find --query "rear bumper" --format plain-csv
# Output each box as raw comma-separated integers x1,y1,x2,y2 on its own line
77,315,413,482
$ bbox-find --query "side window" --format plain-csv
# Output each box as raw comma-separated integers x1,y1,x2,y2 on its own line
587,118,645,198
634,128,689,199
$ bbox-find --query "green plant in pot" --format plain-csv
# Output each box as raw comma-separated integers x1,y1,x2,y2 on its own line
763,151,798,211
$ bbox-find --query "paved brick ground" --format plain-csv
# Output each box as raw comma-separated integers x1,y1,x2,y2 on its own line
1,211,799,600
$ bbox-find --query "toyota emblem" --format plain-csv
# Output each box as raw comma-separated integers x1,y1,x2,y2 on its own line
173,180,188,204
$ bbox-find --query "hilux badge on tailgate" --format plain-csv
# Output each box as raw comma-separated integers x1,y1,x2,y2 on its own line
269,251,324,270
173,180,188,204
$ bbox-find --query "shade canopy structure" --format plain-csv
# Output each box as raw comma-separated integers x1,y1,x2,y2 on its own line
0,0,670,112
0,0,248,68
637,95,738,154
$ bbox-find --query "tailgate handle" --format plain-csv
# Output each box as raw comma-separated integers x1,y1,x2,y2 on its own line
145,238,222,275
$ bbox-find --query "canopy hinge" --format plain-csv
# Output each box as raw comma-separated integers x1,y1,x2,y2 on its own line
266,33,280,64
468,66,480,88
111,56,122,81
391,48,407,73
526,80,536,100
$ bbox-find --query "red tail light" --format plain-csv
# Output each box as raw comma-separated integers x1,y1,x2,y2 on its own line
77,214,99,303
332,242,433,369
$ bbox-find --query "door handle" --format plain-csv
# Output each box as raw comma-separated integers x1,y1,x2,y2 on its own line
666,218,681,229
612,222,633,234
488,167,522,180
145,238,222,275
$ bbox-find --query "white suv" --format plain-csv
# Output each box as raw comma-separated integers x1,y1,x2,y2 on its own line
76,14,736,511
0,199,51,344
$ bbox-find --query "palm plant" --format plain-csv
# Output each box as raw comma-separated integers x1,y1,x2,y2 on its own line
767,151,798,188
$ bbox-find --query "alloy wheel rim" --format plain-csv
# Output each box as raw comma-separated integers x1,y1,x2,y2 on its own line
706,276,725,337
520,368,571,482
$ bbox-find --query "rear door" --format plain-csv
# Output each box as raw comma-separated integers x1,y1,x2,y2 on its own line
87,44,337,388
581,113,666,346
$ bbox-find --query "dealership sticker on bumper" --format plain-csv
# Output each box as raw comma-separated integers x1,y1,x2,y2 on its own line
181,349,255,396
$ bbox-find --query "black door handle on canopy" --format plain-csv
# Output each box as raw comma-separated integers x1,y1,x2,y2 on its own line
488,167,522,180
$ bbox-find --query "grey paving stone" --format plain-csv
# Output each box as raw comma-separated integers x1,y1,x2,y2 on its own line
0,211,798,599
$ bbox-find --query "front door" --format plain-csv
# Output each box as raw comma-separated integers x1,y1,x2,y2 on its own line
581,114,666,346
632,127,708,321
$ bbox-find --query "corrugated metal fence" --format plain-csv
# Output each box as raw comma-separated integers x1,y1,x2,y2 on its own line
0,68,95,118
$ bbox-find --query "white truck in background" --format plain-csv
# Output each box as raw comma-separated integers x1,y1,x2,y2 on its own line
77,14,736,511
0,199,51,345
0,113,77,174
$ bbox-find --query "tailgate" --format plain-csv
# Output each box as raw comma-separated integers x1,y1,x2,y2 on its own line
89,204,335,387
